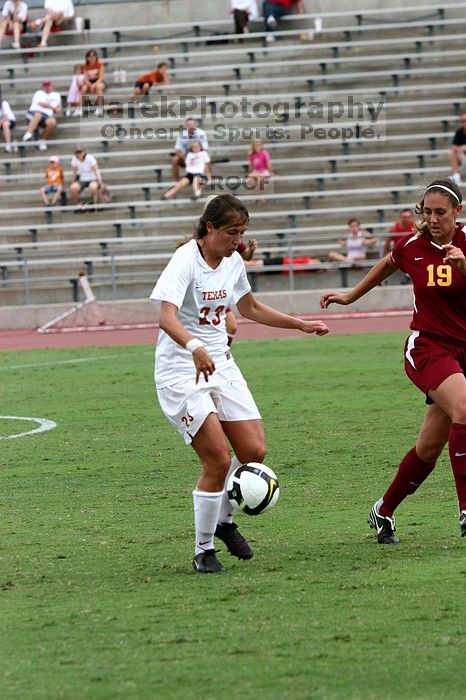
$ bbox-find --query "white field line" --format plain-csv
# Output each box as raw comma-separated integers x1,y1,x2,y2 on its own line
0,351,152,371
0,415,57,440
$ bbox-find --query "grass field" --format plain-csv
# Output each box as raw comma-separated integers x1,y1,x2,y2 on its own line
1,333,466,700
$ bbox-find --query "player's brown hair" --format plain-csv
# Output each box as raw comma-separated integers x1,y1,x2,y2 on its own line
415,179,462,232
195,194,249,239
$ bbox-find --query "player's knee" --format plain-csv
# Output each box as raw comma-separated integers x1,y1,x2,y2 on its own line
417,437,445,463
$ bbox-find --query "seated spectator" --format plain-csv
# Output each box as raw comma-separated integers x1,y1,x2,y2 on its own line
329,218,378,263
171,117,209,181
65,63,84,117
449,113,466,186
247,138,273,204
33,0,74,48
0,0,28,49
230,0,258,36
39,154,64,206
383,208,415,255
79,49,105,115
131,62,169,102
162,140,211,200
69,145,102,210
263,0,304,43
22,78,61,151
0,94,17,152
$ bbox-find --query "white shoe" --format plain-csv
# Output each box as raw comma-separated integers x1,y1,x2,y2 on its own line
95,107,103,116
65,108,72,117
72,108,82,117
22,131,33,142
11,141,18,152
450,172,462,186
265,34,275,43
11,41,21,49
314,17,323,33
38,140,48,151
266,15,277,28
4,143,12,153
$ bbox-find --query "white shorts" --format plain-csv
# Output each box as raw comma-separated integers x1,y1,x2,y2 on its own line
156,364,261,445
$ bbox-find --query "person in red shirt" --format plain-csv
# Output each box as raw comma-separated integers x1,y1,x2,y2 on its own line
320,178,466,544
131,62,170,101
383,207,415,255
263,0,303,42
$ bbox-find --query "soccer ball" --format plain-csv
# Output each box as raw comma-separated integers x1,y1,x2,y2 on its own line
227,462,280,516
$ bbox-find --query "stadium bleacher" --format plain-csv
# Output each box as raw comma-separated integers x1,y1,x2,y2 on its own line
0,1,465,307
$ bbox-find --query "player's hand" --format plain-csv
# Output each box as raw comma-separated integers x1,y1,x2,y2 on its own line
192,347,216,384
443,244,466,273
299,320,329,335
247,238,258,252
320,291,350,308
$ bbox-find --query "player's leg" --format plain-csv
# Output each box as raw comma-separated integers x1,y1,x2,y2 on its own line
369,403,449,543
215,418,266,559
225,309,237,346
429,373,466,535
191,413,232,572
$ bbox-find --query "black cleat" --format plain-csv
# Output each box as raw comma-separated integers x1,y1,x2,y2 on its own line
460,511,466,537
215,522,253,560
192,549,224,573
368,503,400,544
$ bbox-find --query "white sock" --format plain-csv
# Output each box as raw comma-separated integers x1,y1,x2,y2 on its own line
193,489,223,555
217,455,242,525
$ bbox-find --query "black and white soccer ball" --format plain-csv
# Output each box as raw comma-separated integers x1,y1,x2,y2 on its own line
227,462,280,516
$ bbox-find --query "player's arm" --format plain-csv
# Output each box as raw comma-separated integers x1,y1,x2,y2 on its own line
320,255,397,307
158,301,215,383
236,292,329,335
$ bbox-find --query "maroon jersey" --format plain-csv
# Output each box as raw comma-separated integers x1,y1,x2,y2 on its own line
390,223,466,343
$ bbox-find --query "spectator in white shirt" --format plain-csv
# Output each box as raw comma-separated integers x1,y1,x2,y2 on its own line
33,0,74,48
23,78,61,150
0,0,28,49
172,118,210,181
69,144,102,210
0,96,17,151
230,0,258,35
163,140,211,200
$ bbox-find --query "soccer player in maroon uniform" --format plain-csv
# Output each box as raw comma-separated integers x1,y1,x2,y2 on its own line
320,179,466,543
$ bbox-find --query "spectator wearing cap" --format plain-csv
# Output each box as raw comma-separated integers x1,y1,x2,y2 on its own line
69,145,102,210
23,78,61,150
39,154,64,206
33,0,74,49
172,117,209,181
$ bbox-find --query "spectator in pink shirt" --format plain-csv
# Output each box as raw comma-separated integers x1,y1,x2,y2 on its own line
247,138,273,204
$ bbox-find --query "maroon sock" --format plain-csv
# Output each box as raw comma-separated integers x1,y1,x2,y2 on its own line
449,423,466,512
379,447,436,517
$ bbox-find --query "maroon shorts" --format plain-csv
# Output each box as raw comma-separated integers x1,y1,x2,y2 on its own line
404,331,466,401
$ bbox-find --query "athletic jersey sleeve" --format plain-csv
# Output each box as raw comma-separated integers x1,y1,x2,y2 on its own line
231,261,251,304
389,234,413,268
149,245,193,308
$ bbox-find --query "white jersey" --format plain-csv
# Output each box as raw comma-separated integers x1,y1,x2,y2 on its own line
150,239,251,388
345,232,368,260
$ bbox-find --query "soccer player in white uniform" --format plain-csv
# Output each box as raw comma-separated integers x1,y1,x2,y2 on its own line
150,194,329,573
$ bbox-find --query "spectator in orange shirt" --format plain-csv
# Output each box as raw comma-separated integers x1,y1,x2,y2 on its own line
79,49,105,115
39,154,64,205
383,208,415,255
131,62,170,102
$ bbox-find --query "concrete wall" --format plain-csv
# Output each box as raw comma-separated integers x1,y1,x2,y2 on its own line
0,285,414,329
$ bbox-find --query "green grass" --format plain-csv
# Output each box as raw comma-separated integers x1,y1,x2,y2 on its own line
1,334,466,700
